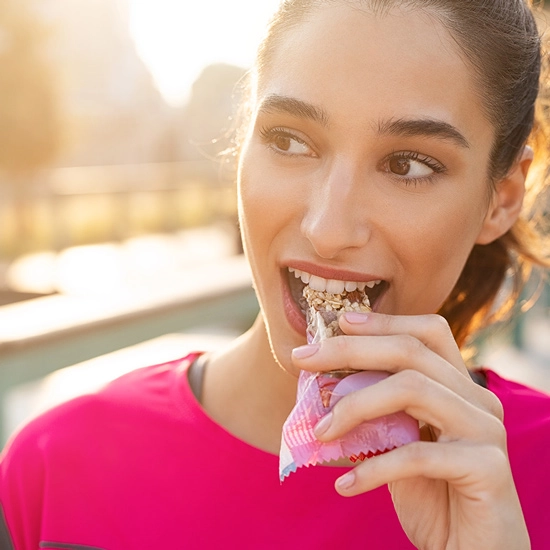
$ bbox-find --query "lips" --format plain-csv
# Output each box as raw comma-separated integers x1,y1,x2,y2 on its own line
290,267,383,294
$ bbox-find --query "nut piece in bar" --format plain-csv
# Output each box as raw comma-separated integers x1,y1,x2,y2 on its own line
303,285,372,343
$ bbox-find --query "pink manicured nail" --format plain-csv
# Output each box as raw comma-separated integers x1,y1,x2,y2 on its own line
336,471,356,491
314,412,333,437
292,343,320,359
344,312,369,324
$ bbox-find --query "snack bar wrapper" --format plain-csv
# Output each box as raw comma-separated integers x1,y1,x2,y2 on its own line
279,286,420,481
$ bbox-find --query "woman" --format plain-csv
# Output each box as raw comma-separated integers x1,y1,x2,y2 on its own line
1,1,549,548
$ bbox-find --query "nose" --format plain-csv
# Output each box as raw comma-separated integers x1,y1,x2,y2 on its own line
300,161,371,259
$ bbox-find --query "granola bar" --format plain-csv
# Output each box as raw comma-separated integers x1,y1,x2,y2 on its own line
279,283,420,480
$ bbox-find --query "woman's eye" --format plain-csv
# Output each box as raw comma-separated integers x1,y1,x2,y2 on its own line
388,157,431,178
260,127,314,156
384,152,445,182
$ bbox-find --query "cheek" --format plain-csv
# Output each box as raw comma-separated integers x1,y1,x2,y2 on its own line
395,199,487,309
237,148,285,267
401,179,488,257
238,146,303,242
237,149,266,240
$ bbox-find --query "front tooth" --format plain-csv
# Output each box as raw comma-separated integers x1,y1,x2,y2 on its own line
357,282,367,291
366,281,376,289
300,271,311,284
326,279,345,294
309,275,327,292
345,281,358,292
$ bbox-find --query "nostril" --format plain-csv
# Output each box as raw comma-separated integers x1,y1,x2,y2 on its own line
301,211,371,259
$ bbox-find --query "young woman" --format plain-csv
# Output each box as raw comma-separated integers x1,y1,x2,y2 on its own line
1,1,549,548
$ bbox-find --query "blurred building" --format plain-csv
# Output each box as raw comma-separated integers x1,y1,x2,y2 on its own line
34,0,172,166
178,63,247,162
0,0,247,267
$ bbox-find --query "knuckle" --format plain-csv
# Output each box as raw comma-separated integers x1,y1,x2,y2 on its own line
395,334,426,359
402,441,429,466
424,313,452,337
334,334,353,357
377,313,394,335
332,387,361,423
477,444,510,479
474,384,505,421
491,445,510,469
339,388,361,414
468,404,507,448
485,413,507,447
486,392,504,421
394,368,427,395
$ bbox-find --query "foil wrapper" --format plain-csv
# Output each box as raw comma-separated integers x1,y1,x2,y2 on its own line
280,299,420,481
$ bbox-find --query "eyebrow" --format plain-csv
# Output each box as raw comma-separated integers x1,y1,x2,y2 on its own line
257,95,470,149
257,94,330,127
377,117,470,148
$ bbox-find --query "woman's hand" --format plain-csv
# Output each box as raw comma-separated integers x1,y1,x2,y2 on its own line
291,312,530,550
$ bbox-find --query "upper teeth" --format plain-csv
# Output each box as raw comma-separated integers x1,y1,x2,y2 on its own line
289,268,381,294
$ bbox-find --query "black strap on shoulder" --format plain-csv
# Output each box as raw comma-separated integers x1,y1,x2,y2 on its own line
188,353,208,403
470,369,488,388
0,505,14,550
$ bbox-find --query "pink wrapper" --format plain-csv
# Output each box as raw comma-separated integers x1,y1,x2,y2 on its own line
280,305,420,480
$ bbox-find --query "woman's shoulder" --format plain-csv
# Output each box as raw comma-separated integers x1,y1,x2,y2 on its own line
484,368,550,442
483,369,550,537
484,368,550,426
483,368,550,476
1,352,201,463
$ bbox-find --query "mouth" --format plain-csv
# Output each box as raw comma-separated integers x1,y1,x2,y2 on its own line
287,267,388,315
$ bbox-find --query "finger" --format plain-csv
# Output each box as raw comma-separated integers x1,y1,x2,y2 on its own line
313,369,505,444
334,440,510,497
339,312,466,374
292,335,503,419
339,312,505,420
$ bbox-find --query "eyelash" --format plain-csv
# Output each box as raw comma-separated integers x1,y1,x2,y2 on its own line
259,126,447,185
383,150,446,186
259,126,313,155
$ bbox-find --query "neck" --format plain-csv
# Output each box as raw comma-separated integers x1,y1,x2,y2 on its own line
201,315,298,455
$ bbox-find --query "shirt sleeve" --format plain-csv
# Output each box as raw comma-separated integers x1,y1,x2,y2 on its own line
0,418,49,550
485,369,550,548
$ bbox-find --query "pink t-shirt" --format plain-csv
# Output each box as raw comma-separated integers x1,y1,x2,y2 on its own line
0,354,549,549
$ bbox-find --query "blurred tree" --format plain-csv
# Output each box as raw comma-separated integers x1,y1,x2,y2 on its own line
0,0,60,255
180,63,246,164
0,0,59,171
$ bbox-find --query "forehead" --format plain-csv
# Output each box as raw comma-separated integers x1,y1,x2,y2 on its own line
256,4,493,147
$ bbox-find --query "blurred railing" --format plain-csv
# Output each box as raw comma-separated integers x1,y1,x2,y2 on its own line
0,160,251,443
0,160,239,259
0,254,258,443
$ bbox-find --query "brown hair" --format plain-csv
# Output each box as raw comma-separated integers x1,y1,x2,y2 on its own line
247,0,550,348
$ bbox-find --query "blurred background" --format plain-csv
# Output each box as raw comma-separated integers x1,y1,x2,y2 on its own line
0,0,549,444
0,0,281,295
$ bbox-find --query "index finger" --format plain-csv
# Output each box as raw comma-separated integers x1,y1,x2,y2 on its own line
339,312,468,376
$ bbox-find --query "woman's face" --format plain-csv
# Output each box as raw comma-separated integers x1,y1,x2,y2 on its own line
238,4,497,374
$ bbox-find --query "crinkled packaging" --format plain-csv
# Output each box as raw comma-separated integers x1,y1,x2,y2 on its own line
280,291,420,481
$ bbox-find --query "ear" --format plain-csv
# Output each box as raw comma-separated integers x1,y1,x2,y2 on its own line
475,146,532,245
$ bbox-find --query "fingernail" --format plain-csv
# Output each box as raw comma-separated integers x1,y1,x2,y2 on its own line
292,343,320,359
336,471,355,491
344,312,369,324
314,412,333,437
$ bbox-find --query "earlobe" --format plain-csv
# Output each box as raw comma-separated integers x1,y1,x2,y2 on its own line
475,146,532,245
